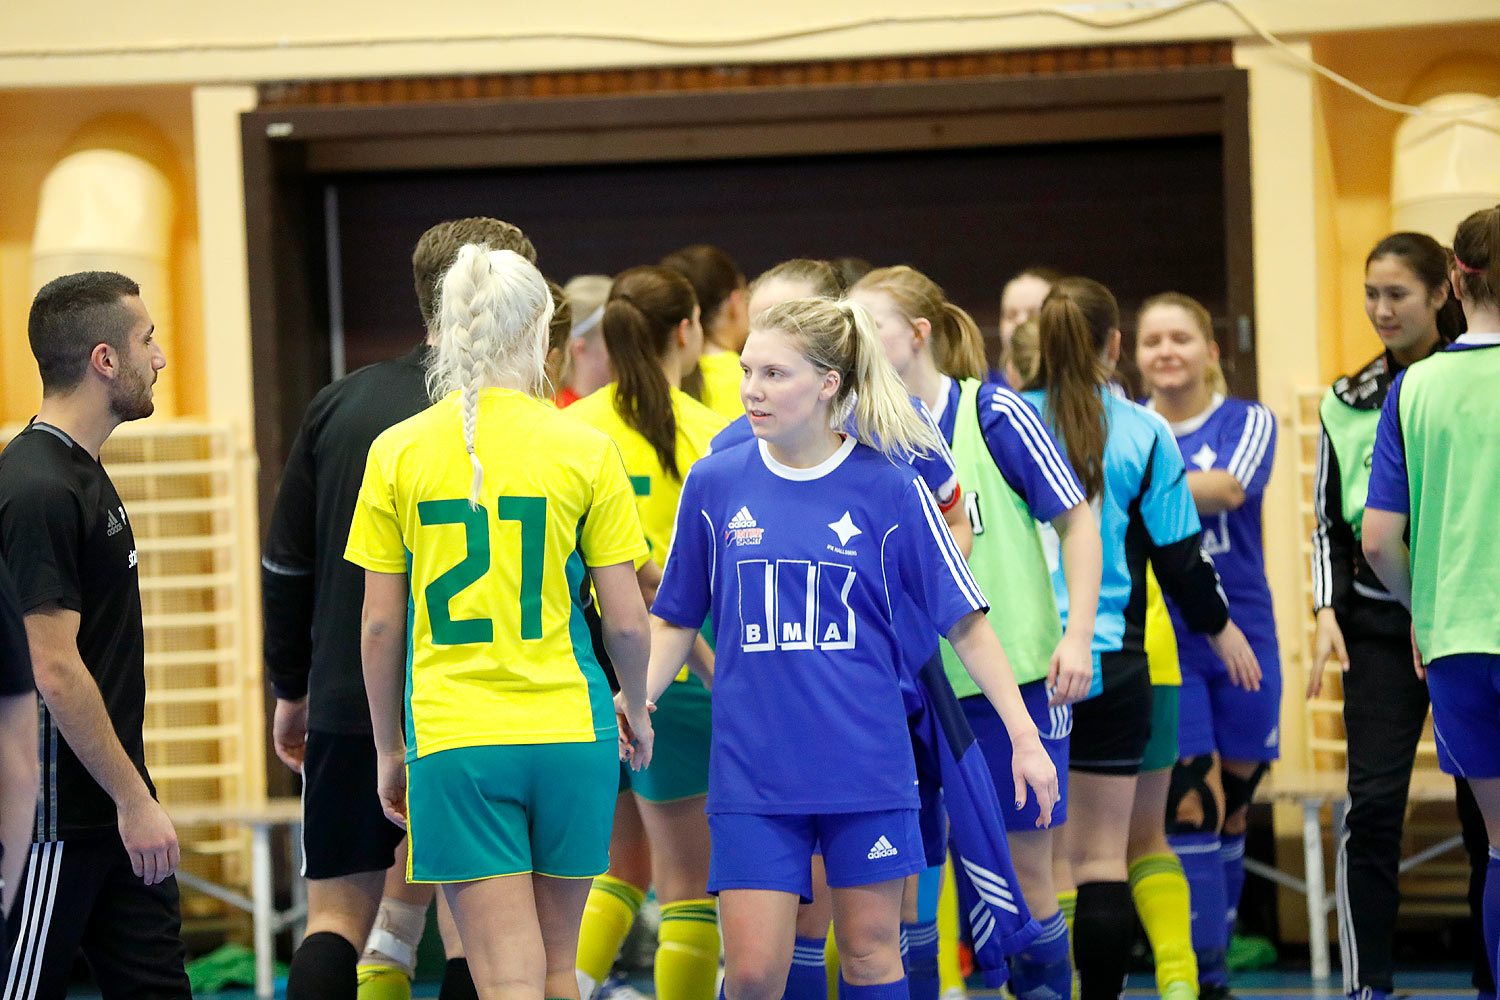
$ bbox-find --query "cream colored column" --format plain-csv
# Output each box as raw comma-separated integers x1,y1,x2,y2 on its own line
192,84,266,804
1234,37,1326,954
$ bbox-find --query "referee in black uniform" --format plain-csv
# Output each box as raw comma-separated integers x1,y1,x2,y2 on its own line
263,218,536,1000
0,271,188,999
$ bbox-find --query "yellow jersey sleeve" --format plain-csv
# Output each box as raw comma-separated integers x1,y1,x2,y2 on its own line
581,441,651,568
345,435,409,574
1143,562,1182,686
697,350,745,422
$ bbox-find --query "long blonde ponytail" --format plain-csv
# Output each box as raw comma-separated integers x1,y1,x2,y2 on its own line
427,244,554,507
754,297,941,459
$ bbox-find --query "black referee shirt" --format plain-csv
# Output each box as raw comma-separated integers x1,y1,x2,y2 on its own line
0,424,152,839
262,344,432,735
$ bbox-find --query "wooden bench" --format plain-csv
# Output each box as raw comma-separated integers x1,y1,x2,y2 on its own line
1250,769,1459,980
172,798,305,1000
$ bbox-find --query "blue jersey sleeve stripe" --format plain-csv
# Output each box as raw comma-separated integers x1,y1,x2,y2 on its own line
1227,404,1273,486
989,391,1087,510
914,482,987,611
914,398,960,476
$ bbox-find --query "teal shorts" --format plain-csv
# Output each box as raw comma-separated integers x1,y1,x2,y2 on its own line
627,674,711,803
1139,684,1181,774
406,739,617,882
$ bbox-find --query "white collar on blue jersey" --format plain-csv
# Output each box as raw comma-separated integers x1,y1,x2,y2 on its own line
1144,392,1224,437
927,374,955,425
1455,332,1500,346
757,434,857,481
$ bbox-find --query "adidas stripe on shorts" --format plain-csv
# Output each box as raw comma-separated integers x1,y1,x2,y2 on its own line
706,809,925,902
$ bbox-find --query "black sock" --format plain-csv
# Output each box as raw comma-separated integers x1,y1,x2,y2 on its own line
440,957,481,1000
286,931,358,1000
1073,881,1134,1000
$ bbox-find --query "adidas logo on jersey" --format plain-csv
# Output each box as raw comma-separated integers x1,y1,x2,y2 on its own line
725,506,763,546
867,836,898,860
106,508,124,537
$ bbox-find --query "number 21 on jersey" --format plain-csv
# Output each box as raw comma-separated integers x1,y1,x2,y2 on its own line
736,558,857,652
418,497,546,644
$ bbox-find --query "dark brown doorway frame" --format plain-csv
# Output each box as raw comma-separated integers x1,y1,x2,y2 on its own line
242,62,1253,528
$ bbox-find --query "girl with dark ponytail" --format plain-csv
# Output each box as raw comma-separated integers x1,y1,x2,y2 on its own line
567,264,728,1000
1025,277,1258,1000
1363,208,1500,1000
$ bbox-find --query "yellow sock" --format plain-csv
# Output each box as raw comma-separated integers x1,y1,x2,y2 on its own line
1057,890,1079,1000
937,857,963,994
825,928,840,1000
656,900,721,1000
576,875,645,993
356,965,413,1000
1129,853,1199,996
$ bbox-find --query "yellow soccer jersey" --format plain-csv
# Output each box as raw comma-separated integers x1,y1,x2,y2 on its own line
1143,563,1182,686
696,350,745,422
346,389,649,759
566,384,727,564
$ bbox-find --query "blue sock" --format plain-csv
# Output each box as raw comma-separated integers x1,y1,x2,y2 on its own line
838,977,910,1000
785,936,828,1000
1009,910,1072,1000
902,921,939,1000
1484,847,1500,993
1170,831,1228,987
1220,833,1248,934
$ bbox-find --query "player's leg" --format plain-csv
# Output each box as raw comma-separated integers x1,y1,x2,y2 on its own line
902,867,943,1000
633,681,718,1000
1455,779,1497,1000
1128,684,1196,1000
712,812,819,1000
637,796,716,1000
1167,662,1229,996
1065,662,1151,1000
575,781,650,1000
960,683,1071,1000
5,839,105,1000
789,858,834,1000
356,845,437,1000
435,889,481,1000
296,730,406,1000
822,809,924,999
77,836,193,1000
443,876,547,1000
1336,629,1426,1000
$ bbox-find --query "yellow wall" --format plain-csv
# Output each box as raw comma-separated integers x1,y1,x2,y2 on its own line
0,86,202,423
1313,23,1500,382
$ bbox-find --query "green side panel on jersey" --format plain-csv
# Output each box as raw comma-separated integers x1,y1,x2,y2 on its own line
1318,388,1381,540
940,379,1064,693
1397,349,1500,660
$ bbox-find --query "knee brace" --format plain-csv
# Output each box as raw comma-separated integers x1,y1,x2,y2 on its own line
360,897,427,979
1220,762,1268,827
1165,756,1219,835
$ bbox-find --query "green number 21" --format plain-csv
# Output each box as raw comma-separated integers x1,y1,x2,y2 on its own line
417,496,546,644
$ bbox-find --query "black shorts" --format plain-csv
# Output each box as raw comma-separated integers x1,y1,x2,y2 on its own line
6,832,191,999
302,730,405,880
1069,651,1153,776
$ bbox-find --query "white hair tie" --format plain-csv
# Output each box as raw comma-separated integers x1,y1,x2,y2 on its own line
571,304,605,339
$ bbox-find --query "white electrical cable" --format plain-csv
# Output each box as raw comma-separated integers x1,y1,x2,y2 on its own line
2,0,1496,120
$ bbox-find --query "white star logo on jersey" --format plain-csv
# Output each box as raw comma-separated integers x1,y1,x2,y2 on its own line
1190,443,1217,471
828,511,862,546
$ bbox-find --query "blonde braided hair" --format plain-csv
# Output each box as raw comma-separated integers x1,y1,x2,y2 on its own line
427,244,554,507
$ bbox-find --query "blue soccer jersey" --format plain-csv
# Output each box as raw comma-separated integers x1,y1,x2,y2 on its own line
1147,395,1280,670
1024,389,1218,656
652,436,987,815
932,375,1085,522
710,396,960,505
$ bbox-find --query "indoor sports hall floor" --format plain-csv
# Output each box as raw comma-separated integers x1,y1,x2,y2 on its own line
68,967,1486,999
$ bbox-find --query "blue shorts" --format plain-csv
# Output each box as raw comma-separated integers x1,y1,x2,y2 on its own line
1178,638,1282,762
961,680,1070,829
1428,653,1500,779
708,809,925,901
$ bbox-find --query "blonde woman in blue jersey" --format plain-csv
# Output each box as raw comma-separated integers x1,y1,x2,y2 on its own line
347,244,655,1000
634,296,1058,1000
569,265,726,1000
850,265,1101,1000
